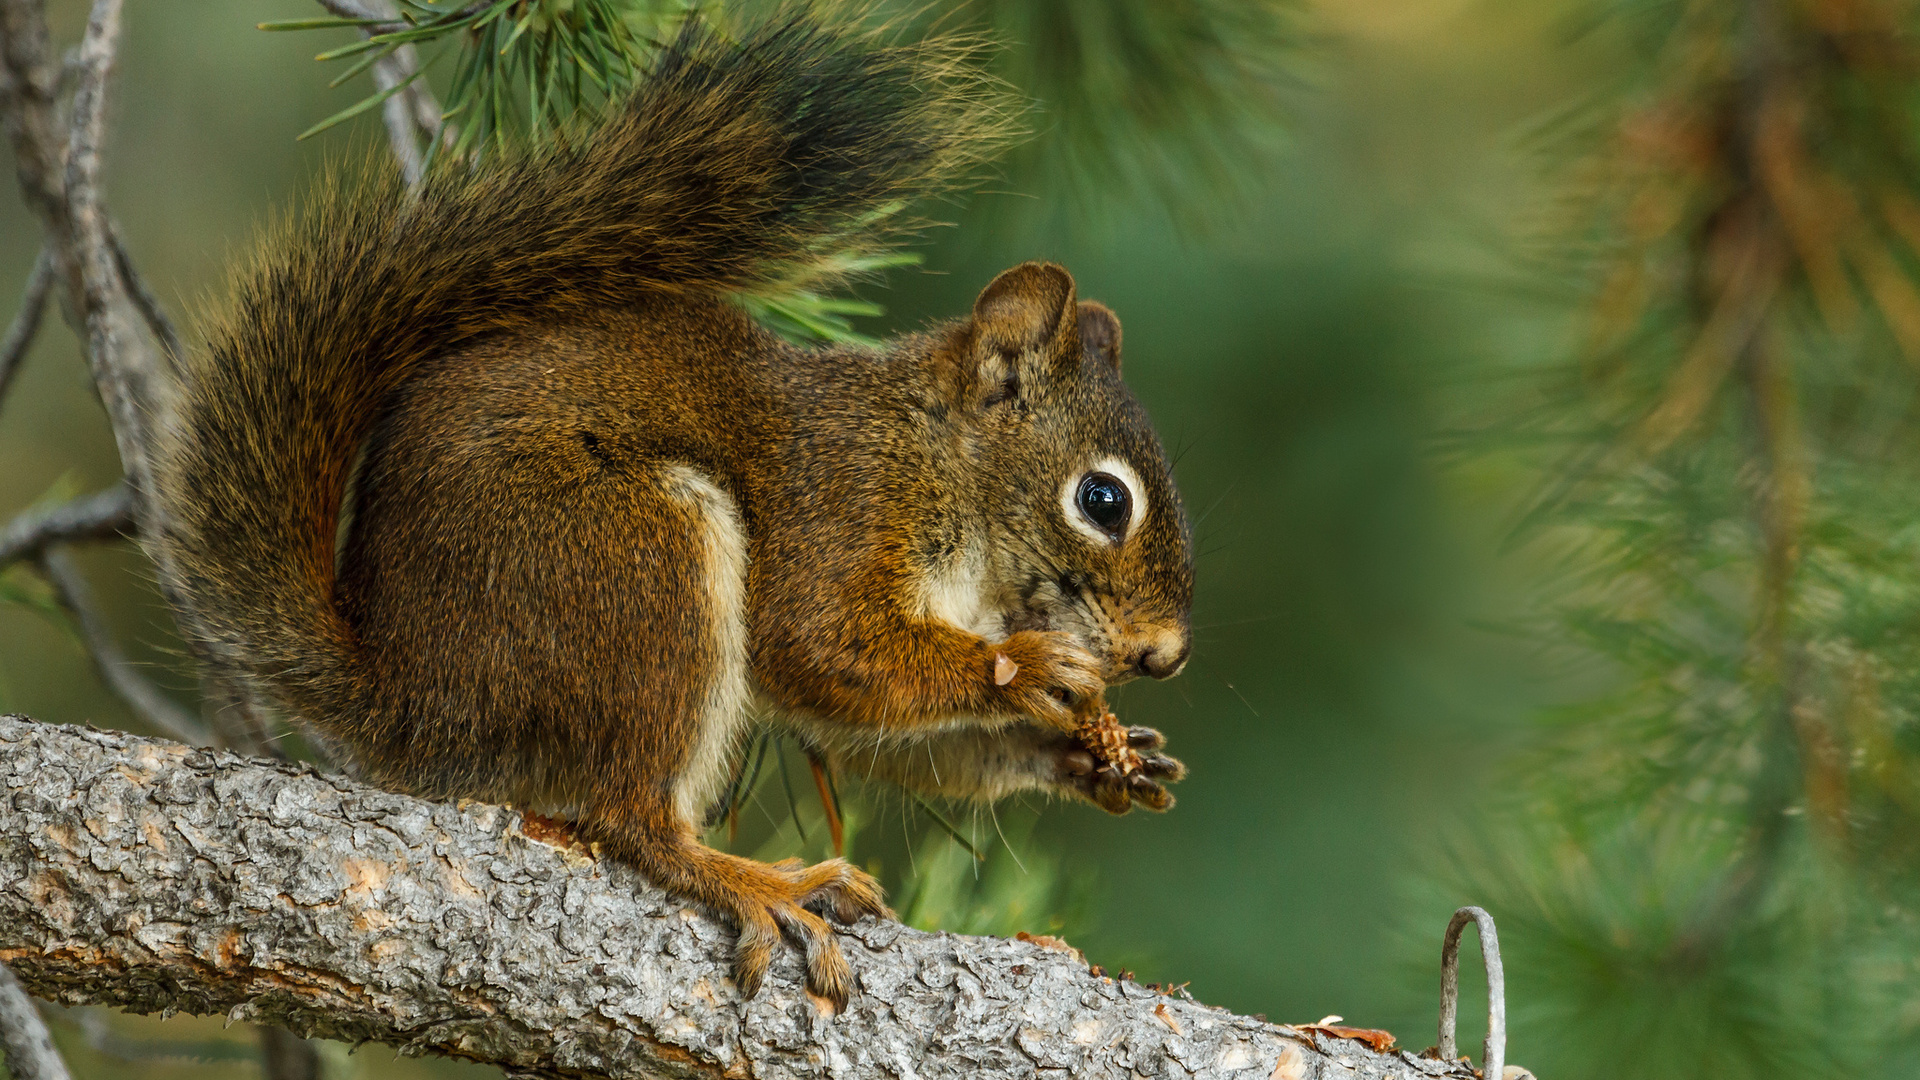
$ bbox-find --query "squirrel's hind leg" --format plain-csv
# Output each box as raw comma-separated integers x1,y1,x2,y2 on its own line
565,464,888,1007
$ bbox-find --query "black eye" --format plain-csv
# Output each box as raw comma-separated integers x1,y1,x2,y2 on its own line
1077,472,1131,538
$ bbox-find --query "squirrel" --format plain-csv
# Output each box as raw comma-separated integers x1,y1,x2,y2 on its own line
149,12,1193,1009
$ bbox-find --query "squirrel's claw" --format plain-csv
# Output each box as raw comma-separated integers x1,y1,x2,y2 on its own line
1126,725,1166,751
1057,722,1184,815
1138,751,1187,783
726,857,889,1011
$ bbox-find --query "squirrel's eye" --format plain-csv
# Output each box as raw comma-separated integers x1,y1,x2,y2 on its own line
1077,473,1131,539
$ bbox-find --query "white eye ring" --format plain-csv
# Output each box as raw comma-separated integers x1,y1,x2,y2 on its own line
1060,456,1146,546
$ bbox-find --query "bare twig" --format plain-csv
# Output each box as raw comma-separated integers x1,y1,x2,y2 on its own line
0,484,132,569
1439,906,1505,1080
401,48,445,143
0,245,53,407
35,547,208,745
107,222,184,375
0,960,71,1080
62,0,158,495
0,0,72,269
314,0,446,183
372,51,426,184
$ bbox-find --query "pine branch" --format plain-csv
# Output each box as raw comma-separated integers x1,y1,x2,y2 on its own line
0,715,1464,1080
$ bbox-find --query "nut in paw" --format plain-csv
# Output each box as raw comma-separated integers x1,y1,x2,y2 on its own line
1064,702,1185,814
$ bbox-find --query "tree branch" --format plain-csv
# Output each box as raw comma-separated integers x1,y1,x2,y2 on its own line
0,960,71,1080
63,0,162,498
0,245,54,408
107,221,184,376
0,484,133,569
0,0,73,279
0,715,1464,1080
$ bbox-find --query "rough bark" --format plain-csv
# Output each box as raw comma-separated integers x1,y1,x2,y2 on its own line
0,715,1471,1080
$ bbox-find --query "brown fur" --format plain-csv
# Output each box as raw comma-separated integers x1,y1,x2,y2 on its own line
151,13,1192,1009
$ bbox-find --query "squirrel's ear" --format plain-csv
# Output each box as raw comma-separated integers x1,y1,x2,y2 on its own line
965,262,1076,407
1077,301,1122,372
972,262,1076,351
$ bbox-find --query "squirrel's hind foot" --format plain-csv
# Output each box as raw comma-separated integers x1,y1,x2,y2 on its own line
727,857,891,1008
590,813,890,1010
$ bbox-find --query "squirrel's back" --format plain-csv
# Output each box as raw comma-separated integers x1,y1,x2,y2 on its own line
150,13,1013,727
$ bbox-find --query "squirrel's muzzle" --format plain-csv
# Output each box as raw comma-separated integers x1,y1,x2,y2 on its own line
1115,626,1190,682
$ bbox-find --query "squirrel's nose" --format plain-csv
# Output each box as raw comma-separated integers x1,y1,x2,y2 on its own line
1134,637,1190,680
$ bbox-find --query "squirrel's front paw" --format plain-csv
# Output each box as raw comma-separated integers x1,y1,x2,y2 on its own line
1058,722,1186,814
988,630,1105,729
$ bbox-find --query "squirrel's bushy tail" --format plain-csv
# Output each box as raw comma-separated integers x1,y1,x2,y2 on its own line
151,12,1015,728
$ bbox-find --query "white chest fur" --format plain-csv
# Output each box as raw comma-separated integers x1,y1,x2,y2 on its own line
918,542,1003,639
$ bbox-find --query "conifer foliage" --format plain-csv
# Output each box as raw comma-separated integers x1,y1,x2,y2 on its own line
1461,2,1920,1075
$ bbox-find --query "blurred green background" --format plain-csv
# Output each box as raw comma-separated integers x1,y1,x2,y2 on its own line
9,1,1919,1078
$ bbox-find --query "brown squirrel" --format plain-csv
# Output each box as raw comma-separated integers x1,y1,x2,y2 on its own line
150,13,1193,1009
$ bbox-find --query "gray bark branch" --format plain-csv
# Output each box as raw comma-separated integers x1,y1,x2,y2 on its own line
0,960,71,1080
0,245,54,406
0,715,1468,1080
0,484,133,569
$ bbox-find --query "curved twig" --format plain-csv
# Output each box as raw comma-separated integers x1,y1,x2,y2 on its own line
1438,905,1505,1080
0,484,133,569
0,245,54,407
35,547,208,746
62,0,157,496
0,960,70,1080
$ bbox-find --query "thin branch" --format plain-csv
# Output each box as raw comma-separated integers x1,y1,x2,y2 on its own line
314,0,446,184
0,960,71,1080
0,244,53,407
0,484,132,569
63,0,156,497
107,222,184,376
35,548,209,746
0,0,72,269
257,1027,320,1080
372,51,426,184
402,53,445,145
0,715,1462,1080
